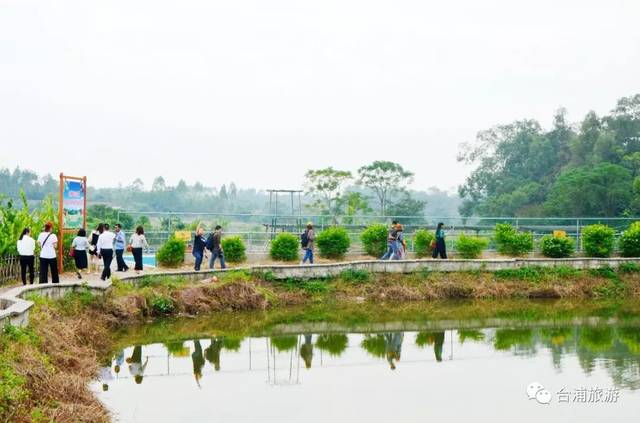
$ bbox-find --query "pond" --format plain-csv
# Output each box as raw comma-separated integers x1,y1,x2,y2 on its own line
95,301,640,422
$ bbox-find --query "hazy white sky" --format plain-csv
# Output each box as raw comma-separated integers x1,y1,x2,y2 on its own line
1,0,639,192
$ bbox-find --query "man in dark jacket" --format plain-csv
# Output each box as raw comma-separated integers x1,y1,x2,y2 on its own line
193,227,207,271
206,225,226,269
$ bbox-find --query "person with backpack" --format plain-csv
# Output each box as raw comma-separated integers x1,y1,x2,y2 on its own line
301,223,315,264
395,224,407,260
206,225,226,269
193,227,207,271
432,222,447,259
380,220,399,260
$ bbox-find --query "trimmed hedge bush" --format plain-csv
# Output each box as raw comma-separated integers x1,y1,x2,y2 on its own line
316,227,351,259
582,224,615,258
360,224,388,257
619,222,640,257
455,234,488,259
270,233,299,261
156,236,186,267
494,223,533,256
221,236,247,263
540,235,574,258
413,229,435,258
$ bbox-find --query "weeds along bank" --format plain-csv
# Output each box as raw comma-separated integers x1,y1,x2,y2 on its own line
4,265,640,421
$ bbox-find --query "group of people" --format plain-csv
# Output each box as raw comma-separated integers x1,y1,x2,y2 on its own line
381,221,447,260
16,222,59,284
192,225,226,271
88,223,150,280
15,222,150,285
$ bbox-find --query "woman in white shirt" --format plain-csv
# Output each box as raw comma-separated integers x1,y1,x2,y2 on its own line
71,228,90,279
37,222,59,284
17,227,36,285
129,225,149,274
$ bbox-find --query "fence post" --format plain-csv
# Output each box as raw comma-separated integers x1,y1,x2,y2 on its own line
576,219,581,252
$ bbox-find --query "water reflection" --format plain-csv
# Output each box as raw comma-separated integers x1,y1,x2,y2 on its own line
101,325,640,391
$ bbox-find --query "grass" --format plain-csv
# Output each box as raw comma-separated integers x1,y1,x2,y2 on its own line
339,269,371,284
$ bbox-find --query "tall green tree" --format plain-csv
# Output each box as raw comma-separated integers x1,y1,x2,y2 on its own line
304,167,352,222
356,161,413,216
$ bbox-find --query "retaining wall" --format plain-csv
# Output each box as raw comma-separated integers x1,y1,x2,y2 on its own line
2,257,640,328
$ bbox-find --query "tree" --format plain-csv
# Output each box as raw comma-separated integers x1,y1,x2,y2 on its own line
219,184,228,201
87,204,134,229
357,161,413,215
152,176,166,191
130,178,144,191
304,167,352,222
341,192,372,224
386,191,426,222
544,163,633,216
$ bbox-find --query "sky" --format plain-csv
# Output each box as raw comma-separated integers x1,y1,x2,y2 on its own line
1,0,640,192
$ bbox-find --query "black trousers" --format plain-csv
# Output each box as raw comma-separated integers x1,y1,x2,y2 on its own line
432,238,447,259
131,247,143,270
20,255,35,285
115,249,129,271
101,249,114,280
39,257,59,284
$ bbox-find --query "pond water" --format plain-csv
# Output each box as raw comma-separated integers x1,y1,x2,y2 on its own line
95,303,640,422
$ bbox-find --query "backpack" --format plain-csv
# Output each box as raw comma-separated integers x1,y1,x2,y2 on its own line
205,233,214,251
300,230,309,248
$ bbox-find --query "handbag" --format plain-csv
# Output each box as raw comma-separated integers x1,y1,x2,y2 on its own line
126,245,133,253
69,247,76,257
430,239,437,249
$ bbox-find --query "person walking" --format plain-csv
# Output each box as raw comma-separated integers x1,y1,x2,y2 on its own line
71,228,89,279
193,227,207,271
17,228,35,285
432,222,447,259
395,224,406,260
37,222,59,284
129,226,149,274
113,224,129,272
206,225,226,269
89,223,104,274
97,223,116,281
301,223,315,264
381,221,399,260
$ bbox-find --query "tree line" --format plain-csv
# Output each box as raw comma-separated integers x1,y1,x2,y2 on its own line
458,94,640,217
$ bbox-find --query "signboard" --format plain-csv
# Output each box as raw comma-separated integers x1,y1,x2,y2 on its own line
62,179,85,228
58,174,87,270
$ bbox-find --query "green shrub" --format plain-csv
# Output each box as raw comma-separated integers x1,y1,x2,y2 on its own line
339,269,371,284
494,223,533,256
270,233,299,261
156,236,186,267
316,227,351,258
619,262,640,273
540,235,575,258
221,236,247,263
150,294,174,315
455,234,488,259
582,224,615,258
619,222,640,257
360,224,388,257
413,229,435,258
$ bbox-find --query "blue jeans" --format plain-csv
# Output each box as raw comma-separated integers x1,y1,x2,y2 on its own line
302,248,314,264
380,242,399,260
193,250,203,271
209,249,226,269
